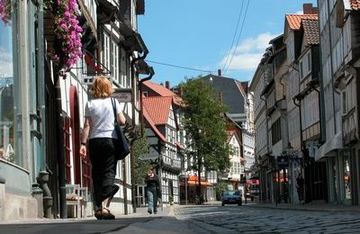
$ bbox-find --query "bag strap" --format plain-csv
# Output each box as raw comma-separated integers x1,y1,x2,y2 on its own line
111,98,117,124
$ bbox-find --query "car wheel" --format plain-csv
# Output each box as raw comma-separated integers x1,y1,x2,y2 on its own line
238,201,242,206
222,202,225,206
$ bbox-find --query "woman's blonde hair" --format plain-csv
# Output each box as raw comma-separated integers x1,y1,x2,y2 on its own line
90,76,113,98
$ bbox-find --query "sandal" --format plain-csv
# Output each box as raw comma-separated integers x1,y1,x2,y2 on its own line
95,209,103,220
101,207,115,220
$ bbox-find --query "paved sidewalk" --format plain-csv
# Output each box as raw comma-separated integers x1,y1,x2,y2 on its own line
0,205,175,224
0,205,199,234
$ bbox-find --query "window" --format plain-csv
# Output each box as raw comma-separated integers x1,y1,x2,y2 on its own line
111,41,119,83
342,91,346,114
307,53,312,73
271,118,282,145
103,33,110,70
299,61,303,79
119,48,128,88
0,9,18,165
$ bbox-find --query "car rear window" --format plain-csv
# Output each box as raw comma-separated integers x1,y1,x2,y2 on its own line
224,191,235,196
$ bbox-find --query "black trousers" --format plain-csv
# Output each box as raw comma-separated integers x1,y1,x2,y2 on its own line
89,138,117,207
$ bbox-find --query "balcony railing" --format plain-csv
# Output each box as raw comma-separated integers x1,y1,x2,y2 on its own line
162,155,182,169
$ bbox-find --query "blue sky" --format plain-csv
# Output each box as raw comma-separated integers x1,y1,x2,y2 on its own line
138,0,317,87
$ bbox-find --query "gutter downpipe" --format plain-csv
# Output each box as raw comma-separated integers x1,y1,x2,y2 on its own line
129,40,149,214
35,0,53,218
55,78,66,218
139,67,154,136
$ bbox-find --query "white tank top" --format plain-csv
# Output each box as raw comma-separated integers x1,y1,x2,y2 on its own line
85,97,122,139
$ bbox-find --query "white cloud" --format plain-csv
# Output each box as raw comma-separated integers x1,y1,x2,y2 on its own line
220,32,280,71
295,10,303,14
0,48,13,77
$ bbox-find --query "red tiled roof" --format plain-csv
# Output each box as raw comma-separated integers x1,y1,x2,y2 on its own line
143,107,167,143
302,19,320,45
143,81,175,96
143,96,173,125
143,81,184,106
350,0,360,10
286,14,318,30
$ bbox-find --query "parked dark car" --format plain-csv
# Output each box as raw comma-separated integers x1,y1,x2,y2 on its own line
221,190,242,206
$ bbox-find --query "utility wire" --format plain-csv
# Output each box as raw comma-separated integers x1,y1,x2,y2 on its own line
145,60,214,73
221,0,245,72
224,0,251,74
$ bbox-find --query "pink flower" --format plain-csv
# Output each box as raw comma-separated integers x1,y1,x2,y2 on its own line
0,0,11,24
51,0,83,72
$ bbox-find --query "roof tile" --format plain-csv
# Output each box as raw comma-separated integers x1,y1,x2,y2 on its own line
143,80,184,106
143,108,167,143
302,19,320,45
143,96,173,125
286,14,318,30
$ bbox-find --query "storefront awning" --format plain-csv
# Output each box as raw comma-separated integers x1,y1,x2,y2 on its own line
180,181,211,186
315,131,343,161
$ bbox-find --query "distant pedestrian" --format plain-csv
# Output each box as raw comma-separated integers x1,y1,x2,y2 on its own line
296,173,305,204
79,76,127,220
145,167,160,214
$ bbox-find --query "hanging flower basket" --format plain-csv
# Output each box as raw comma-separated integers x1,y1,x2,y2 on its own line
51,0,83,73
0,0,83,74
0,0,11,24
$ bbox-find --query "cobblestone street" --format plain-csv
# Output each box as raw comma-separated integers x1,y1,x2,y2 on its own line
175,204,360,233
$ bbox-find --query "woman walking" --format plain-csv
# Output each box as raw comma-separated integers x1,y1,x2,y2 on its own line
79,76,126,220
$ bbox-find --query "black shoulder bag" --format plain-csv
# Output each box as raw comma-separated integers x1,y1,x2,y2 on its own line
111,98,130,160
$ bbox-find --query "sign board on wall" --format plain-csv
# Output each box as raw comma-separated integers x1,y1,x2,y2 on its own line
112,88,132,103
277,156,289,169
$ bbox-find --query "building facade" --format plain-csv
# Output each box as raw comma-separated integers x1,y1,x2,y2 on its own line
249,53,272,203
316,0,360,205
141,81,184,205
0,0,150,220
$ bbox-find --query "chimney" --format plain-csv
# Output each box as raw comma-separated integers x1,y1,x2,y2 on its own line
165,81,170,89
218,69,222,76
303,3,318,14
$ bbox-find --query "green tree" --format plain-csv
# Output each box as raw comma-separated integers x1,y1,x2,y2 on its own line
133,134,152,184
215,180,228,200
181,78,230,203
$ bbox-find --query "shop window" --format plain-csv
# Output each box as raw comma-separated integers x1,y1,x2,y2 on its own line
343,152,351,201
0,5,17,164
